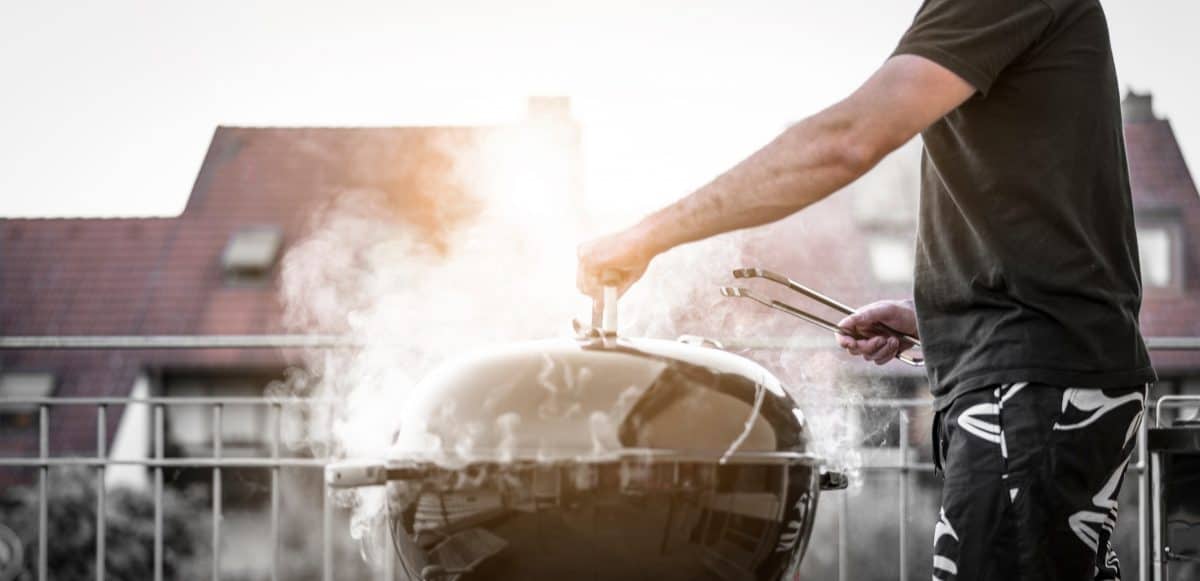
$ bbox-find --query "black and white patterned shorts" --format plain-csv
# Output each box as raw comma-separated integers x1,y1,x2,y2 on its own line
932,383,1146,580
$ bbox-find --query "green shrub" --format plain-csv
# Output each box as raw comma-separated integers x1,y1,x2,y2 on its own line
0,467,209,580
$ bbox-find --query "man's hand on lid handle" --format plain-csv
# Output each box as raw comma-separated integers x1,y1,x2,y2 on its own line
576,226,659,303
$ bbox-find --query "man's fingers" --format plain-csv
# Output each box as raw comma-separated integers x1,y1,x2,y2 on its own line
837,333,905,365
835,334,854,350
861,336,887,357
871,336,901,365
835,334,862,355
839,332,913,365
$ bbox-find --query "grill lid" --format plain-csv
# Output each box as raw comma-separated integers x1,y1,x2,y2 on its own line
388,336,813,466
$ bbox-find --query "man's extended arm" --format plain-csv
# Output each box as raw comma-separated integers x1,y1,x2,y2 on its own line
577,55,975,297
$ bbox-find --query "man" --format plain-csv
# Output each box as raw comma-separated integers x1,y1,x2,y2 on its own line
577,0,1156,579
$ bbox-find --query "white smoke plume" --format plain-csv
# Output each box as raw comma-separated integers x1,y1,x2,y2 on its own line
276,128,590,560
620,225,885,481
276,125,910,565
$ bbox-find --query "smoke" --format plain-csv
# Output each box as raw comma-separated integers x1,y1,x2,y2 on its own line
276,124,909,566
275,128,590,561
620,227,886,481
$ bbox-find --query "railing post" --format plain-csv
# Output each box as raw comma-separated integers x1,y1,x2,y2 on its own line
837,404,850,581
271,402,281,581
96,404,107,581
1138,401,1150,581
898,409,909,581
154,404,164,581
38,405,48,581
212,404,223,581
323,487,334,581
837,489,849,581
323,402,335,581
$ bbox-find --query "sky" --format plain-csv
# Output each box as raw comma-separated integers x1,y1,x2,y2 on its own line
1,0,1198,222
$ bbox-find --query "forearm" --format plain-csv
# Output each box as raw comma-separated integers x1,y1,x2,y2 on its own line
575,55,974,299
634,104,879,254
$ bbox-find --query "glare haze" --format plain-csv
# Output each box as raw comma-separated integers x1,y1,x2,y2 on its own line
1,1,1197,224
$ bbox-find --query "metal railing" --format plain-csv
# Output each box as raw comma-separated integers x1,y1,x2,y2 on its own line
0,395,336,581
2,334,1198,581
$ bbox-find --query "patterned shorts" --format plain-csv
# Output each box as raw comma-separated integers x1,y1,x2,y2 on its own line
932,383,1145,581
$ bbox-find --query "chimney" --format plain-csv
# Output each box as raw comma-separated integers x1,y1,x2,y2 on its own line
1122,89,1157,123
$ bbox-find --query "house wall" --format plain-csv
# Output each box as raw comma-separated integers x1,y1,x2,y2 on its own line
106,373,150,491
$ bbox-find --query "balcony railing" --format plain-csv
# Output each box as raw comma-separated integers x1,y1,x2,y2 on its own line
2,335,1198,581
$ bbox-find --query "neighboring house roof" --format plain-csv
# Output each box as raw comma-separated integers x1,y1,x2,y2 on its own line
1,94,1198,461
0,124,512,459
1124,112,1200,373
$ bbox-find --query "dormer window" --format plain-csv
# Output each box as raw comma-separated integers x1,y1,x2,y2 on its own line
222,225,282,284
1137,221,1181,290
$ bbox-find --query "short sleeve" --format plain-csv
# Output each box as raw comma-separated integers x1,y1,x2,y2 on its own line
893,0,1054,97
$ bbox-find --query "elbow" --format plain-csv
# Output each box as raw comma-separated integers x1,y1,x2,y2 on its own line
819,103,908,177
835,138,884,177
833,124,901,177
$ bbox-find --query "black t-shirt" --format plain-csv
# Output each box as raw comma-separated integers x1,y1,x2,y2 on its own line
893,0,1156,409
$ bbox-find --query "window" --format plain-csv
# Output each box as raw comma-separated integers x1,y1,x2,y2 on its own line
869,236,914,285
0,372,55,428
161,370,285,507
221,225,282,283
1137,226,1175,288
162,371,281,457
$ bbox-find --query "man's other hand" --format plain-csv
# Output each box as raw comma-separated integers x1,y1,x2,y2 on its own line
835,299,919,365
576,226,657,301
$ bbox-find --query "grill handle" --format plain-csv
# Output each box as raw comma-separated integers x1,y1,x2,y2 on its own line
820,469,849,490
590,270,623,335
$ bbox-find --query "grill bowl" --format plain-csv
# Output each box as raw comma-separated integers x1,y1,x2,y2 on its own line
334,336,840,580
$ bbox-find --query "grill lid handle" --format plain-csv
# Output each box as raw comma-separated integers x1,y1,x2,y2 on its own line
590,270,623,335
819,469,849,490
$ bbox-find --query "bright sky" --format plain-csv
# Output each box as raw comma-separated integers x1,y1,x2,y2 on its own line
1,1,1197,221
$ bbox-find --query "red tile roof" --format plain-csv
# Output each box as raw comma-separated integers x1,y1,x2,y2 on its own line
1124,118,1200,372
0,124,494,461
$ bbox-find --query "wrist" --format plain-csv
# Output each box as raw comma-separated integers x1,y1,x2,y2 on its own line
631,214,673,259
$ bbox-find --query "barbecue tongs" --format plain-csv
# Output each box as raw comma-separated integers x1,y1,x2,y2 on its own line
721,268,924,367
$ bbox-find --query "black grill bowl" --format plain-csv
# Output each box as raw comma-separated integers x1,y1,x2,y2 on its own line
333,336,842,580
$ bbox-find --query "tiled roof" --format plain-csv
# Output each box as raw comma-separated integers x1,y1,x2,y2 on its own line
0,125,491,460
1125,118,1200,372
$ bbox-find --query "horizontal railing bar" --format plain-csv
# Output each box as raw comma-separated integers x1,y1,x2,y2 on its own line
1143,337,1200,350
0,396,931,407
0,456,1150,473
0,396,337,405
0,335,355,349
1,334,1198,350
0,396,938,408
728,336,1200,351
0,458,328,468
2,395,1194,411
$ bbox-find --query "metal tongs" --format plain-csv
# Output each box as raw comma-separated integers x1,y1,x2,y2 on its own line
721,267,924,367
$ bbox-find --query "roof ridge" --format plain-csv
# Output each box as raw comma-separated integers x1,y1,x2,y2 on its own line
0,215,181,221
216,124,501,131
